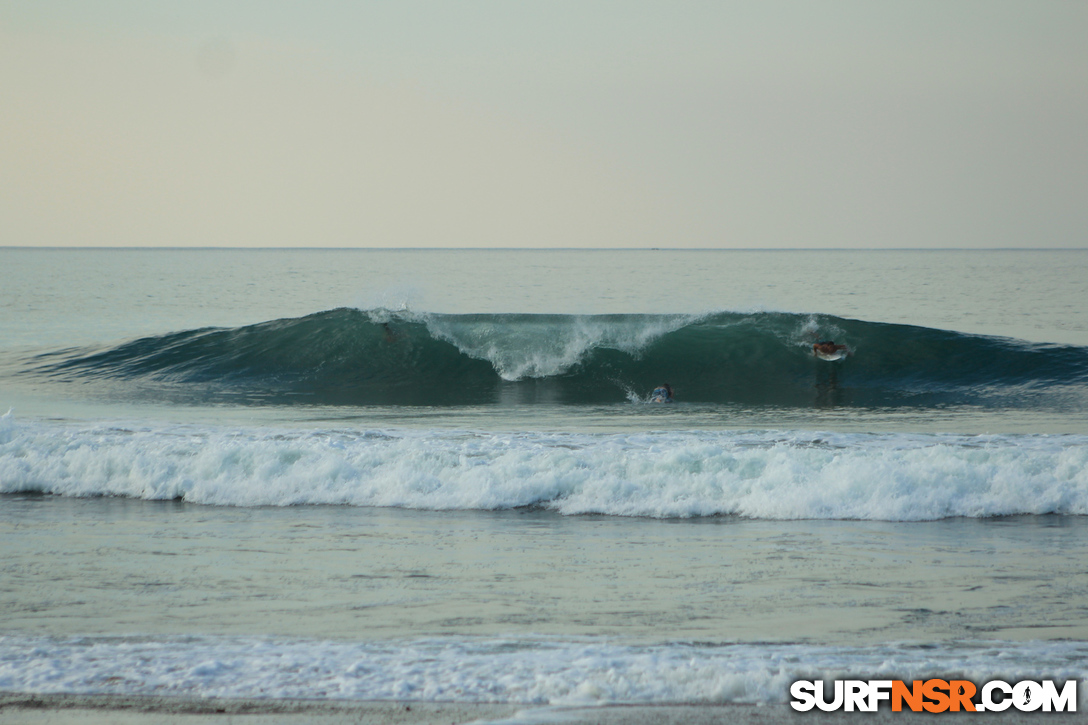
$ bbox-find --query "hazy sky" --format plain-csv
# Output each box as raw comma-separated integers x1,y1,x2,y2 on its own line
2,1,1086,248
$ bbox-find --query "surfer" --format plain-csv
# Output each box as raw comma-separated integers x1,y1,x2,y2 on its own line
650,384,673,403
813,340,849,357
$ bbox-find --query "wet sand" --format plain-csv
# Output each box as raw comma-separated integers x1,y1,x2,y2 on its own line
4,693,1084,724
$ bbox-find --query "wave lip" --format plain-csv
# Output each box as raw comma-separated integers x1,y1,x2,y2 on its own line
3,416,1087,520
27,308,1088,407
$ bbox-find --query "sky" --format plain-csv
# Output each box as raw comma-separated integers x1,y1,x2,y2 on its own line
2,1,1086,248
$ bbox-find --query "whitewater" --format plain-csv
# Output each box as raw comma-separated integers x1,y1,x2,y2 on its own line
3,636,1086,705
3,416,1087,520
2,248,1088,712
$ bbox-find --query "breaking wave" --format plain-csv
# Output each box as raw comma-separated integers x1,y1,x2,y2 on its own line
3,416,1086,520
28,308,1088,407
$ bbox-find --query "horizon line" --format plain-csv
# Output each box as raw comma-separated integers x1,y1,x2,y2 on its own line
2,246,1086,252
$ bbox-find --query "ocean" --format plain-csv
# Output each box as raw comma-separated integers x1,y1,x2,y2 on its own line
1,248,1087,710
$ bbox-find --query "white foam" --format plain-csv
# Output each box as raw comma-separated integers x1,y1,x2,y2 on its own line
2,414,1087,520
0,635,1084,705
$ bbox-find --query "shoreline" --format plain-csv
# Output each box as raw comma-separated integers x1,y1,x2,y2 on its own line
4,693,1084,724
1,694,515,724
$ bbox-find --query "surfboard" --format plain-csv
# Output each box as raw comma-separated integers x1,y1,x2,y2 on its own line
815,349,847,361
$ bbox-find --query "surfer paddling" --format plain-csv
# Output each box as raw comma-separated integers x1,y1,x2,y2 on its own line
813,340,849,357
650,384,673,403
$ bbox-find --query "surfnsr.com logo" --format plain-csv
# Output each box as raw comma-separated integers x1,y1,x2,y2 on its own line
790,679,1077,713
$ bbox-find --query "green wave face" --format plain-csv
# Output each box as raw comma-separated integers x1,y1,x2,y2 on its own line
32,308,1088,407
